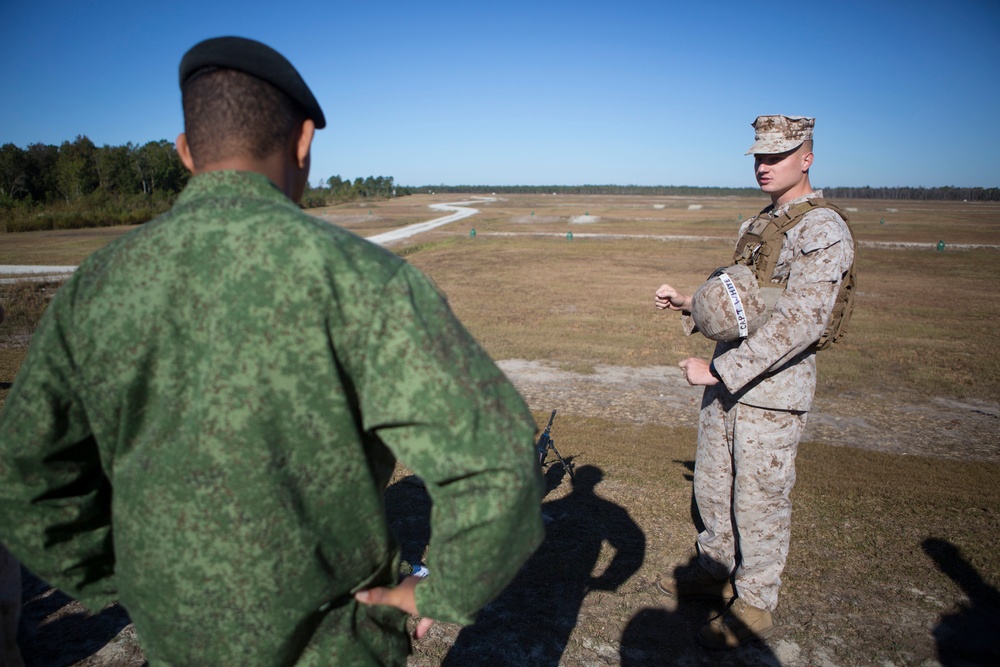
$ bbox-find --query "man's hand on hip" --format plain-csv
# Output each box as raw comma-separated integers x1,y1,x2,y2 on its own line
355,576,435,639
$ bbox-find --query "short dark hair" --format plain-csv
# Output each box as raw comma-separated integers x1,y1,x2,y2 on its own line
182,69,305,167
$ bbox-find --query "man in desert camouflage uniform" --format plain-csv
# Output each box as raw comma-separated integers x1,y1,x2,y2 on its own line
0,37,543,666
654,115,855,649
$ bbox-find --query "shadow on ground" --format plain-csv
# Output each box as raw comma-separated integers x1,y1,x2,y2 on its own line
387,463,646,665
619,556,780,665
18,568,137,667
924,537,1000,666
620,458,781,666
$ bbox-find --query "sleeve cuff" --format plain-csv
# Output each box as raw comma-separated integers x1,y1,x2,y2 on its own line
709,360,724,385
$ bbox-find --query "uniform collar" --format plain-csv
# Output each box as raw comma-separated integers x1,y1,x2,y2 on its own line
771,190,822,218
176,170,291,205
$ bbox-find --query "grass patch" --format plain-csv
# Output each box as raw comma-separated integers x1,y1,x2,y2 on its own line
0,348,28,386
0,280,56,337
817,247,1000,399
557,361,597,375
0,226,138,265
404,235,721,368
403,234,1000,403
782,442,1000,663
392,236,463,258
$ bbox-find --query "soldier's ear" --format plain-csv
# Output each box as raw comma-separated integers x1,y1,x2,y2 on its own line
294,119,315,170
801,150,814,172
176,133,197,174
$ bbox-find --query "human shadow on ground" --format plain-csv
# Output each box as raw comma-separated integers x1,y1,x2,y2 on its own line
18,568,136,667
619,560,780,665
429,464,644,666
923,537,1000,666
618,460,779,665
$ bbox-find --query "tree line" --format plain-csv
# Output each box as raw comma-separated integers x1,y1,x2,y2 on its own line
412,184,1000,201
4,136,997,233
1,136,190,233
1,136,188,206
1,137,407,233
301,175,413,208
821,185,1000,201
411,184,763,197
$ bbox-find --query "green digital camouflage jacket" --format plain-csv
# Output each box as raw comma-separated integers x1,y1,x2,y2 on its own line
0,171,544,666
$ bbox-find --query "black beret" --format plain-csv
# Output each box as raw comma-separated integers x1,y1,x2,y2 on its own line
179,36,326,129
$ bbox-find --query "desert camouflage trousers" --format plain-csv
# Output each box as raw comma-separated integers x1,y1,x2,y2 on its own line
693,384,807,612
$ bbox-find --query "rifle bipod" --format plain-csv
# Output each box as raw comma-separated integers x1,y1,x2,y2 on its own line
536,409,574,482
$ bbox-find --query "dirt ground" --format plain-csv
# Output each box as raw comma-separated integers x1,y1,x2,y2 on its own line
497,360,1000,464
13,360,998,666
7,195,999,665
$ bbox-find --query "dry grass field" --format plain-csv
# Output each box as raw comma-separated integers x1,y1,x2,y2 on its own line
1,193,999,666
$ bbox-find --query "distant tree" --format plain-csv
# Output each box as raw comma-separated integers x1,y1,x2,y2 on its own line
0,144,29,202
326,174,349,197
134,140,187,195
97,143,139,195
25,143,59,203
55,135,99,202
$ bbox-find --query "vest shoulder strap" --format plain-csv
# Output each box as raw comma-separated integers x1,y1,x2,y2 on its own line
733,198,851,276
733,197,857,351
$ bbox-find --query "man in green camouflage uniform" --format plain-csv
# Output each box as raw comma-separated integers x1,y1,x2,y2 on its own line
654,116,855,649
0,37,543,666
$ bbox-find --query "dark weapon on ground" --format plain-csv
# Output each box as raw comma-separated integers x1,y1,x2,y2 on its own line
536,409,574,481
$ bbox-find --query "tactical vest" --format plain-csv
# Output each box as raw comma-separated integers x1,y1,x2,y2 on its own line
732,197,857,351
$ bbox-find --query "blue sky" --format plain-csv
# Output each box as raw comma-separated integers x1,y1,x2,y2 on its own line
3,0,998,188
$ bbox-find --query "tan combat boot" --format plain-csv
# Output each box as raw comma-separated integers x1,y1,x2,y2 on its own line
697,598,773,649
655,563,735,601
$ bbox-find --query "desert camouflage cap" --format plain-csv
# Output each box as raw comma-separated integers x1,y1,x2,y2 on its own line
745,115,814,155
691,265,781,342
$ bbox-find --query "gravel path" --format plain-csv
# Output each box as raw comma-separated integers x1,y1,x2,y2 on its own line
365,198,494,246
498,359,1000,463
